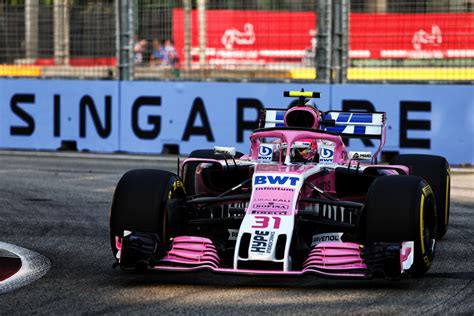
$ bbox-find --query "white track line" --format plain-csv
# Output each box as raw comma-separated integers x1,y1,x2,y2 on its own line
450,168,474,173
0,242,51,294
0,150,182,162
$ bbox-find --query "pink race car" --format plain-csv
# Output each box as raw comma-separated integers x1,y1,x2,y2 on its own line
110,90,451,279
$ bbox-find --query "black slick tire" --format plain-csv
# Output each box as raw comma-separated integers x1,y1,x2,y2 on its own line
390,154,450,239
364,176,437,277
109,169,185,258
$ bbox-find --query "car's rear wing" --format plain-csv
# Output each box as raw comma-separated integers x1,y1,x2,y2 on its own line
259,108,286,128
321,111,386,139
258,108,387,163
259,109,386,138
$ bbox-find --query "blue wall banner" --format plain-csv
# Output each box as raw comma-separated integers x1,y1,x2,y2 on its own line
330,84,474,164
0,79,119,152
0,79,472,164
119,81,330,154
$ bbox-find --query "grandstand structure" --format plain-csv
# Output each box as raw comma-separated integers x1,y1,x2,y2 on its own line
0,0,472,82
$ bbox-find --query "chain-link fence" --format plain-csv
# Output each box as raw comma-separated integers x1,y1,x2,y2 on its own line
348,0,474,82
0,0,116,79
0,0,472,82
129,0,318,81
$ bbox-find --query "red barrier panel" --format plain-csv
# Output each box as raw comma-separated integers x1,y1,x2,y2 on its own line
172,9,474,65
350,13,474,59
25,11,474,67
173,9,316,66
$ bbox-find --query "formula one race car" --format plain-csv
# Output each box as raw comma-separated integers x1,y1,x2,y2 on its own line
110,90,451,279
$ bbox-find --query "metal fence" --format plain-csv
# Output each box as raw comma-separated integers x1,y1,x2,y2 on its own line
0,0,116,78
348,0,474,82
0,0,472,82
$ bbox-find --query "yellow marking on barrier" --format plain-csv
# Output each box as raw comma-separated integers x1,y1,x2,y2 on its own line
347,67,474,81
0,65,41,77
290,67,474,81
289,68,316,80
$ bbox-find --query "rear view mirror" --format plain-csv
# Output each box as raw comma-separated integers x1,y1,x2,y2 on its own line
214,146,237,157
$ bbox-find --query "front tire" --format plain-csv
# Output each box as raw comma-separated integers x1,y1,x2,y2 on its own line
109,169,185,260
364,176,437,277
391,154,450,239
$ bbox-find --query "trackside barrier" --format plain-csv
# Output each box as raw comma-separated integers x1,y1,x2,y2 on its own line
0,79,472,164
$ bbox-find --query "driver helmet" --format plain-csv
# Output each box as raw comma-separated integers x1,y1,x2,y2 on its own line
290,140,318,162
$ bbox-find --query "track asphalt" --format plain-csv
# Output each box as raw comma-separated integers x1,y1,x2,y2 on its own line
0,152,472,314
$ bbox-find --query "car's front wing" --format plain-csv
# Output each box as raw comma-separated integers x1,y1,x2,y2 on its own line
117,234,414,280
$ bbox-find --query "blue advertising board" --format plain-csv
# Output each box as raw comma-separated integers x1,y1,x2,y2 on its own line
330,84,474,164
119,81,330,154
0,79,472,164
0,79,119,152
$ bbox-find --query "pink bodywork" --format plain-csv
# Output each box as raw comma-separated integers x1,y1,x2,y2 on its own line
180,129,409,195
250,129,348,163
303,242,367,272
155,236,367,278
172,128,409,277
160,236,220,269
115,236,122,251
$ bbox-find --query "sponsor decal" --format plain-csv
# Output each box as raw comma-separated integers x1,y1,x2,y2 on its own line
251,210,288,215
228,229,239,241
258,144,273,163
348,151,372,160
250,230,275,254
266,232,275,254
293,141,311,148
255,187,294,192
250,198,292,215
319,146,334,164
175,10,473,66
311,232,343,247
254,175,299,186
253,202,289,210
412,25,442,51
400,241,415,272
254,198,290,203
221,23,256,50
251,198,291,213
422,185,432,196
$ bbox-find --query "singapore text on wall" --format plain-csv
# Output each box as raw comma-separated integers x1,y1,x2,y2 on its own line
0,80,472,164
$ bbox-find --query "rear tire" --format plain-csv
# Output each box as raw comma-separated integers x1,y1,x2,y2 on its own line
184,149,243,195
109,169,185,259
391,154,450,239
364,176,437,277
